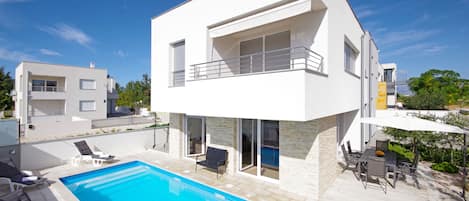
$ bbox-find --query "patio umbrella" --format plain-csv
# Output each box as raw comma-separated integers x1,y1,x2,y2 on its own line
361,115,468,200
361,115,465,134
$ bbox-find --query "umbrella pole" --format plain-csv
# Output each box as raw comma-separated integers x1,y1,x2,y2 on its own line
463,133,467,201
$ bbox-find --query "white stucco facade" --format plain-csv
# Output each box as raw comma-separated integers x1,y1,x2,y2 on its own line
14,61,117,138
151,0,383,200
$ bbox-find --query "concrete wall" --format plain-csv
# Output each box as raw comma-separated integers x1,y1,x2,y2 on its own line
20,127,169,170
279,115,337,200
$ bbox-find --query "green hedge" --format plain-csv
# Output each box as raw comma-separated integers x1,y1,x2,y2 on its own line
389,142,415,162
431,162,458,173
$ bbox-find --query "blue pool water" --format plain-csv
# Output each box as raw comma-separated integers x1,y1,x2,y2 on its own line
60,161,246,201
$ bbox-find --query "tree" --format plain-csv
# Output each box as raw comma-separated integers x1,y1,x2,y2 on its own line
0,67,14,111
116,74,151,112
405,69,467,109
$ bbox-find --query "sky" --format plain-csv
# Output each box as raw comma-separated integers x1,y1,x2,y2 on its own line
349,0,469,81
0,0,185,85
0,0,468,86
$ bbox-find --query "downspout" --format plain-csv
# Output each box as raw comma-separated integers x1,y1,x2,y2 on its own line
368,37,373,144
360,34,365,151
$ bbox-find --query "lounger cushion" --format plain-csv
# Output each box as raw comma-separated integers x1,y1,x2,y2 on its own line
0,162,21,178
74,141,94,156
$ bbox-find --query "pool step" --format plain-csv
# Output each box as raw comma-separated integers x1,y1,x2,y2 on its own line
69,166,151,190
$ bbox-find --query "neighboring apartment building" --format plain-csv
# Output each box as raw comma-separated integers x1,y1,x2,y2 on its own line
382,63,398,107
14,61,118,138
151,0,382,199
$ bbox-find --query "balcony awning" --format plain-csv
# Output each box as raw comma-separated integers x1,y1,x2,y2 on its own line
208,0,312,38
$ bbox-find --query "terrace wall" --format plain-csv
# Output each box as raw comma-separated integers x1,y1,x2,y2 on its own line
20,127,169,170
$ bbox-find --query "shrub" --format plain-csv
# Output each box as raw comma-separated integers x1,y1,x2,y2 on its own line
3,110,12,118
403,89,447,110
431,162,458,173
389,143,414,162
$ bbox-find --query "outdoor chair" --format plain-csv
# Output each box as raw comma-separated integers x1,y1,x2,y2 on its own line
341,144,360,172
0,190,31,201
375,140,389,152
346,140,362,158
398,150,419,179
0,162,48,189
73,140,115,166
364,157,388,194
195,147,227,179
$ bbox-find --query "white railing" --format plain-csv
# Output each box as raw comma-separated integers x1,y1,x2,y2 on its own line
189,46,324,81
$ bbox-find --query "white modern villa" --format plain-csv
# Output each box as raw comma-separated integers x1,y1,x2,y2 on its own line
13,61,119,138
151,0,382,199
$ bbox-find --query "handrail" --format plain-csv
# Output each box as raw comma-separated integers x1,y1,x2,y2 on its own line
31,86,64,92
188,46,324,81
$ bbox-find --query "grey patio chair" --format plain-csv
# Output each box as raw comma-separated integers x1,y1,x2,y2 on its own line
341,144,359,172
398,150,419,179
364,157,388,194
0,190,31,201
346,140,362,158
375,140,389,152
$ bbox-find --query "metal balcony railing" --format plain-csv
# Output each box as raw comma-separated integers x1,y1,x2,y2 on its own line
31,86,64,92
189,46,324,81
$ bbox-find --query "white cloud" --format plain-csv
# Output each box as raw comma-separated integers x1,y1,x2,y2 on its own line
39,23,92,48
383,43,446,57
39,48,62,56
114,50,127,57
354,5,376,19
0,48,34,62
378,30,440,47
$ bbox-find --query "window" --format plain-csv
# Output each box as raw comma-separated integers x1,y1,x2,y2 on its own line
32,80,45,91
170,41,185,87
344,42,358,74
80,79,96,90
80,100,96,112
384,69,393,82
46,81,57,91
32,80,57,91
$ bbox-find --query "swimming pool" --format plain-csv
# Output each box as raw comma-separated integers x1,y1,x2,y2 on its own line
60,161,246,201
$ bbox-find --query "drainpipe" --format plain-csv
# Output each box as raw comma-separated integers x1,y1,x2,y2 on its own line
360,34,365,151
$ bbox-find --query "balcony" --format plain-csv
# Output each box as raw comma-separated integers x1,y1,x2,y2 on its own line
189,46,324,81
30,86,66,100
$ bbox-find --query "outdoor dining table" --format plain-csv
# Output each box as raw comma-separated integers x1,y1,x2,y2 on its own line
358,148,398,187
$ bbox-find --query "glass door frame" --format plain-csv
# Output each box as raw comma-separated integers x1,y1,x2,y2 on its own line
237,119,279,183
184,115,206,158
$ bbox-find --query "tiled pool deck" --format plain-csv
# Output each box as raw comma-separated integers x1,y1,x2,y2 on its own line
26,150,306,201
23,150,463,201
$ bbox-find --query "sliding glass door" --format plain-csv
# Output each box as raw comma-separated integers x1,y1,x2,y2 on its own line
186,116,205,157
239,119,279,180
240,119,258,175
260,120,279,179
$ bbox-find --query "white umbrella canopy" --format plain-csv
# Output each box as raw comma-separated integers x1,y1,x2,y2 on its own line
361,115,466,134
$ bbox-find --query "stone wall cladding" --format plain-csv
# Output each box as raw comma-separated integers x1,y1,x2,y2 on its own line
318,116,338,197
205,117,237,174
279,115,337,200
169,113,183,158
